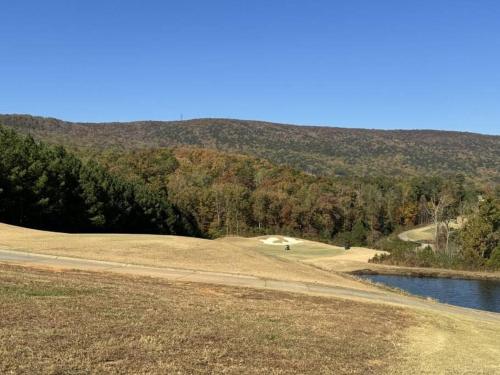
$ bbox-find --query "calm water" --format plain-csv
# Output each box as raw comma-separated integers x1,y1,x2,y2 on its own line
360,274,500,313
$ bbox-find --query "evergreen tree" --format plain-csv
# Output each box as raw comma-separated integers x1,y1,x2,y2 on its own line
0,127,198,235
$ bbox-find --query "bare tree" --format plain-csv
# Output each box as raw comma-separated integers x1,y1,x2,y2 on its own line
426,192,454,252
417,195,430,224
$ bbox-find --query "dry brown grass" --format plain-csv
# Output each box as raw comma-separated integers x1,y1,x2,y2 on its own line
392,311,500,374
0,264,412,374
0,223,370,290
302,247,388,272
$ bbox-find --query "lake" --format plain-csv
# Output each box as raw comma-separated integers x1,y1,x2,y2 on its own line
360,274,500,313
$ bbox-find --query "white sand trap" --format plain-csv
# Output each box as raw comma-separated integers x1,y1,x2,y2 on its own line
260,236,304,246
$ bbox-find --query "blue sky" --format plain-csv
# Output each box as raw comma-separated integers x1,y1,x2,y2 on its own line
1,1,499,134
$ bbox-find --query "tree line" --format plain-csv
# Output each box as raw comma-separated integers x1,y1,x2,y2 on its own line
93,147,480,247
0,127,199,235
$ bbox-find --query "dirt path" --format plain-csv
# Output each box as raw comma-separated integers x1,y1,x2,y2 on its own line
0,248,498,324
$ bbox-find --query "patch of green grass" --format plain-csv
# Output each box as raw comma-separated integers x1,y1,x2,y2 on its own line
256,244,343,260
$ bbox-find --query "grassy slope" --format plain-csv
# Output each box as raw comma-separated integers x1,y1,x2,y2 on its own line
0,223,371,289
2,114,499,180
218,235,346,260
0,264,411,375
393,310,500,374
1,224,499,373
1,264,499,374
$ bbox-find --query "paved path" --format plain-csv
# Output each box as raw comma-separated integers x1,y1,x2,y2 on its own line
398,225,436,250
397,230,413,242
0,248,498,322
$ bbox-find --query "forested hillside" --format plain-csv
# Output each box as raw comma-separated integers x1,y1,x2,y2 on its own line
2,114,499,181
90,146,478,247
0,127,198,235
93,145,499,269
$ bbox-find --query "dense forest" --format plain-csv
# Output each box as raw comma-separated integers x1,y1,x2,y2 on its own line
91,147,476,243
0,127,198,235
1,125,477,244
2,114,499,182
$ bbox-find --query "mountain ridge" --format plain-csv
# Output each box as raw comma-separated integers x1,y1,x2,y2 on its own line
1,114,499,181
2,113,495,136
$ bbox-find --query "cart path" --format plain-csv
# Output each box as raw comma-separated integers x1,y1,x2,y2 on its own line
0,248,498,323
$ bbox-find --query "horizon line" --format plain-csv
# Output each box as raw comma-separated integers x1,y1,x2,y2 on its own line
1,112,498,137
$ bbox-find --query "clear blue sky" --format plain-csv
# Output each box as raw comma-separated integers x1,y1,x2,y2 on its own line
1,1,499,134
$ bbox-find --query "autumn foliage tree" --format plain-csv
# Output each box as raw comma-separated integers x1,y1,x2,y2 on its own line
93,146,476,247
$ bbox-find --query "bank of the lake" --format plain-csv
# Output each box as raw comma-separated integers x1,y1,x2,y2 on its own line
349,263,500,281
359,274,500,313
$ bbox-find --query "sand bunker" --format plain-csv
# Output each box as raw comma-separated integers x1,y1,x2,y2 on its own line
260,236,304,246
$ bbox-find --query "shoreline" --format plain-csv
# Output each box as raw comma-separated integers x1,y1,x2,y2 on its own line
348,265,500,281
